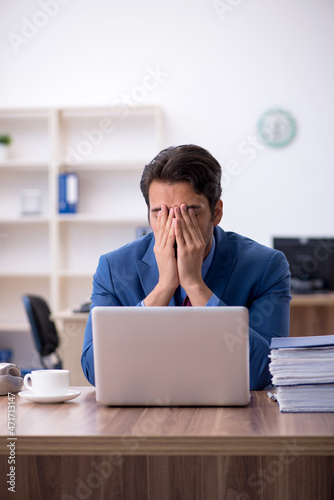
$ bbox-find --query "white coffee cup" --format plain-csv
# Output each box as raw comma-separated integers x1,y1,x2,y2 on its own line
24,369,70,396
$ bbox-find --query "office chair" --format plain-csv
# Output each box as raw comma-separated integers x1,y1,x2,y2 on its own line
22,295,62,369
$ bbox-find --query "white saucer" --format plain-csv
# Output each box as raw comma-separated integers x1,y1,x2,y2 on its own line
18,389,81,404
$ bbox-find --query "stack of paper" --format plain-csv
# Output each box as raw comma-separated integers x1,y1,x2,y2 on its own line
269,335,334,412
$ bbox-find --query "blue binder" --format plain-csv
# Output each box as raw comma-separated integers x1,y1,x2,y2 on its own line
59,173,78,213
270,335,334,349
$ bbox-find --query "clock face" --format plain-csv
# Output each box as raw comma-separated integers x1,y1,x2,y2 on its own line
257,109,297,147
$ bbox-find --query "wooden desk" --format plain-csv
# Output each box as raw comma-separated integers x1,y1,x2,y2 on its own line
0,388,333,499
290,292,334,337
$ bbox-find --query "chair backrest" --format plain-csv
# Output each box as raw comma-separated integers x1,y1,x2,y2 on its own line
22,295,61,369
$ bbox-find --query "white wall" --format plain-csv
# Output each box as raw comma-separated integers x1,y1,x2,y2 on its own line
1,0,334,246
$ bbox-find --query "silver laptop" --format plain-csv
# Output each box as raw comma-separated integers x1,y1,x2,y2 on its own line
92,306,250,406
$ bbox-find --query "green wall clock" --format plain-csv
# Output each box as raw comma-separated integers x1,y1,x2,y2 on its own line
257,109,297,147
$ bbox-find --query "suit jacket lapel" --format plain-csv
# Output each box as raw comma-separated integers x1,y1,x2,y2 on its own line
205,227,237,300
134,237,159,298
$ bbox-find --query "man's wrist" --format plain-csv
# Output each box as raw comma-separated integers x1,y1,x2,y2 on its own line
144,282,177,307
183,281,213,306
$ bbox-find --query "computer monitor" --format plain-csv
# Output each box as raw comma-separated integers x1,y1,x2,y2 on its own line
273,237,334,293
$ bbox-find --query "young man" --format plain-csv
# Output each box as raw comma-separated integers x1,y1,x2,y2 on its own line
81,144,291,389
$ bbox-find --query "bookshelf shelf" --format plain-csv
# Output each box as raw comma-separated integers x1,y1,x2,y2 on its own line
57,213,148,223
0,106,163,328
0,216,50,224
59,160,147,172
0,160,49,171
60,105,160,118
0,271,51,278
58,270,95,277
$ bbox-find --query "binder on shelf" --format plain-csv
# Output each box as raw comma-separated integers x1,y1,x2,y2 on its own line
59,173,78,214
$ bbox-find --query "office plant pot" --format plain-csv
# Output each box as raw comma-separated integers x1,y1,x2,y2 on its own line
0,144,9,160
0,135,11,160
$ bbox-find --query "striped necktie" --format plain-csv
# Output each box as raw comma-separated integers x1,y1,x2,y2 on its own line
182,295,192,306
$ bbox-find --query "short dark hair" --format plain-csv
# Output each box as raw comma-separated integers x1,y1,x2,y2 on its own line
140,144,222,215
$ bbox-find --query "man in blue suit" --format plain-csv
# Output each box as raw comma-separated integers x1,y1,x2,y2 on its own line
81,144,291,389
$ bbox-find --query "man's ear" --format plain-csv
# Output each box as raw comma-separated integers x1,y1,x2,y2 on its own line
213,200,223,226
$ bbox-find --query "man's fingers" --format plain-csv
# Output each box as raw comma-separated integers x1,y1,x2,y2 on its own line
155,207,162,242
175,217,186,247
187,207,205,243
168,218,177,246
164,208,175,244
160,204,168,225
177,204,200,246
174,207,187,246
159,206,175,247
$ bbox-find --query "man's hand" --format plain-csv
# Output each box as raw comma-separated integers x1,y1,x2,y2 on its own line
154,204,179,290
175,204,213,306
144,205,179,306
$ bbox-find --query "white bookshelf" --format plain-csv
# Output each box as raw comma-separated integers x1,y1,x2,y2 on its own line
0,106,163,331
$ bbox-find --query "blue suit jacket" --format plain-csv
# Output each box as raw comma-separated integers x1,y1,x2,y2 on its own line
81,226,291,390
